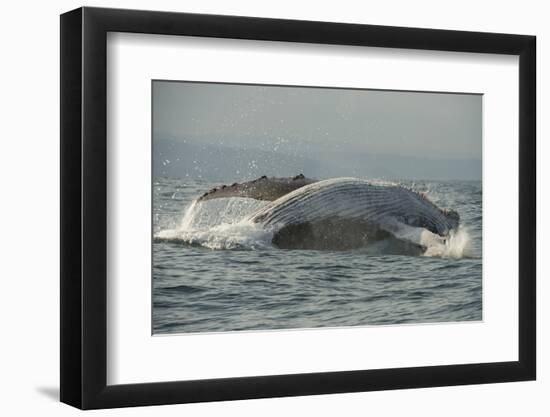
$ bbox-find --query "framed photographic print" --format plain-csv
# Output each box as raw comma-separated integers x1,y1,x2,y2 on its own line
60,6,536,409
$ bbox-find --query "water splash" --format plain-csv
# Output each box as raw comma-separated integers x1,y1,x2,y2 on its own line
155,197,274,250
179,199,198,230
423,226,472,258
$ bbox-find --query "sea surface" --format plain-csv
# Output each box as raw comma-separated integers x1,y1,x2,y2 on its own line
153,177,482,334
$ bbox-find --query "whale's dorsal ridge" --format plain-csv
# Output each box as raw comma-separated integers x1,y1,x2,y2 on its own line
197,175,317,202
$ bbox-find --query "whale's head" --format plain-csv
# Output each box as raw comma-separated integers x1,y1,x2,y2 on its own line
443,209,460,232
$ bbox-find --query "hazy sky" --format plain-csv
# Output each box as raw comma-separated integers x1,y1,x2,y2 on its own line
153,81,482,181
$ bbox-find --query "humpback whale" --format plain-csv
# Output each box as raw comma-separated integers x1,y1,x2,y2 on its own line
196,175,460,253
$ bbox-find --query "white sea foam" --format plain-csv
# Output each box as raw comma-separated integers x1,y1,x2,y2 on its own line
423,226,473,258
156,197,274,250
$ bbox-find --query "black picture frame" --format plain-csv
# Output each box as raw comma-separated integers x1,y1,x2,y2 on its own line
60,6,536,410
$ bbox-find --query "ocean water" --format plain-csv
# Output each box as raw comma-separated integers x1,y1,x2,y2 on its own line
153,177,482,334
